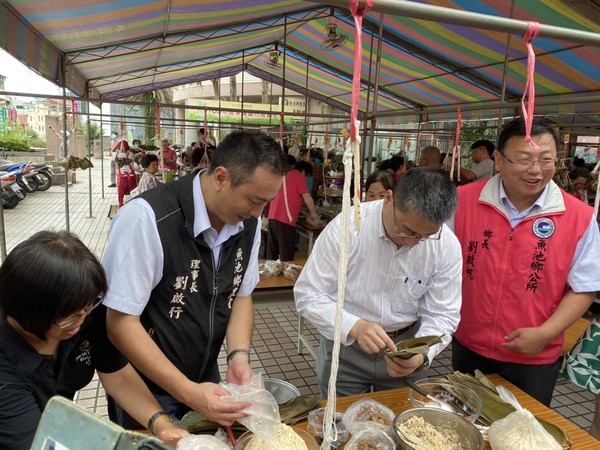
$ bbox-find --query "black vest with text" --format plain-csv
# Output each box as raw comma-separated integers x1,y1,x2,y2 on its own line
138,172,257,394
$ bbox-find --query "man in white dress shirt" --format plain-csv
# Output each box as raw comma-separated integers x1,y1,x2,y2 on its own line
295,168,462,398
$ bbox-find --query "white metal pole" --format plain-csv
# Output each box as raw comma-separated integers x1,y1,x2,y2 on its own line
310,0,600,46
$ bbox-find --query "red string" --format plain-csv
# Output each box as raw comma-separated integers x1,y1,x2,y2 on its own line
521,21,540,150
226,426,237,447
349,0,374,142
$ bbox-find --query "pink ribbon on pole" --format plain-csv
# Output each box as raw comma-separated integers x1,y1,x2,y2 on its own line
521,21,540,150
349,0,374,142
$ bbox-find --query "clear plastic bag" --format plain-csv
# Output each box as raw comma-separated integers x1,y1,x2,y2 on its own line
282,263,303,281
220,372,280,443
341,399,394,435
344,428,396,450
176,432,231,450
258,259,283,278
487,386,562,450
307,407,348,448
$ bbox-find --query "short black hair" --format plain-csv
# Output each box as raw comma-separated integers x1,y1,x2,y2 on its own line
0,231,107,341
295,160,313,176
387,156,405,172
498,117,561,154
286,154,297,168
208,130,287,187
365,170,395,192
141,153,158,169
471,139,495,157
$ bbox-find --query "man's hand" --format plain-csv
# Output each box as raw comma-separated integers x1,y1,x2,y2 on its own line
501,327,552,355
184,382,251,426
226,358,254,386
349,319,396,354
156,421,189,447
384,353,425,378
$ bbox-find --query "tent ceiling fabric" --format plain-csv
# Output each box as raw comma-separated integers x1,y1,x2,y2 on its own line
1,0,600,122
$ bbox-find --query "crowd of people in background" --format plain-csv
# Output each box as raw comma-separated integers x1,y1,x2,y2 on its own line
3,120,600,449
105,127,220,208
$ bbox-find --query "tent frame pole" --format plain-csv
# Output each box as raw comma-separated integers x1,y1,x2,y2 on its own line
312,0,600,46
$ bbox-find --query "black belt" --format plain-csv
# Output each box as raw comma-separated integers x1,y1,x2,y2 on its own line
386,326,410,339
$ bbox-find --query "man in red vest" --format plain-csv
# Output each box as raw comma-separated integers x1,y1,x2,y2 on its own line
450,116,600,406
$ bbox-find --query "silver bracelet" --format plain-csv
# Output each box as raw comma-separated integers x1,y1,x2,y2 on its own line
227,348,250,364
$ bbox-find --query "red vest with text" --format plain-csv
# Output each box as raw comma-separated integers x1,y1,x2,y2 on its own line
453,179,593,364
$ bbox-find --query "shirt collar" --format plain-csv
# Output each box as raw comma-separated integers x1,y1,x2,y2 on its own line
0,314,44,375
192,171,244,238
374,200,388,240
498,179,548,219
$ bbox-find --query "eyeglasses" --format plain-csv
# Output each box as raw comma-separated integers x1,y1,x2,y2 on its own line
54,296,103,329
390,202,442,242
499,152,557,169
394,224,442,241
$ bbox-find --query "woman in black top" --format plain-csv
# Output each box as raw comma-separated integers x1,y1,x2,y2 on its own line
0,231,188,449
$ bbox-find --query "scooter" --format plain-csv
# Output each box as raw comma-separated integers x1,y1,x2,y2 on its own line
0,171,25,209
28,162,54,191
0,162,35,196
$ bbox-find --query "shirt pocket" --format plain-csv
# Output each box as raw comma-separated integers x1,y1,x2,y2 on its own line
393,276,433,314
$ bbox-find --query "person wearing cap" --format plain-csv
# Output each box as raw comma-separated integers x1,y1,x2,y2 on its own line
456,139,496,183
158,139,177,172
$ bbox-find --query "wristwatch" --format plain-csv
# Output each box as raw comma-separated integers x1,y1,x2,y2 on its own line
147,410,181,435
414,354,429,372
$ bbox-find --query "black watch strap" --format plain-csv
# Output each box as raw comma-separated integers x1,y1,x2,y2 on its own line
415,354,429,372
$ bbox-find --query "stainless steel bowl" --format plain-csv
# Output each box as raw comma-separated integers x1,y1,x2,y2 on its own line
263,378,300,404
393,407,484,450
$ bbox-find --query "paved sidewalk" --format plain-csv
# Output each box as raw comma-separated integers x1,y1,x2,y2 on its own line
1,157,115,259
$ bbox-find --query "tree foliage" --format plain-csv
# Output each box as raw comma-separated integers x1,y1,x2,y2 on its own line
125,89,174,144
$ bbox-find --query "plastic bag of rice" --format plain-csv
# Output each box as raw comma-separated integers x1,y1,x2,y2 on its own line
487,387,561,450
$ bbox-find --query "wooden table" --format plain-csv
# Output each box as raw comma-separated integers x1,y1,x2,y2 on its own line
294,374,599,449
295,220,325,256
254,260,316,359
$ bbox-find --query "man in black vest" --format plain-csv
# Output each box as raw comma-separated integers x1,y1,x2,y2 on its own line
103,130,287,427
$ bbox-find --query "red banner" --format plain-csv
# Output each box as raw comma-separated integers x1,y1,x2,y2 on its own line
71,100,79,126
7,108,17,122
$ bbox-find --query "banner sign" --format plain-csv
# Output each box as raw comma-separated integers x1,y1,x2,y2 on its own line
185,99,292,125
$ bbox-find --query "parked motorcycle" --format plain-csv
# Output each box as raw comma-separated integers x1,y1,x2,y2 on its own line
0,171,25,209
28,162,54,191
0,162,35,196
